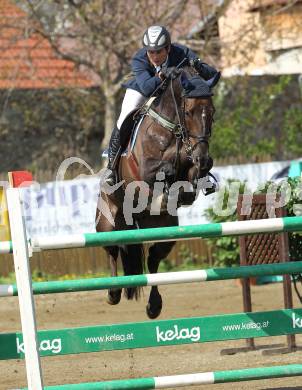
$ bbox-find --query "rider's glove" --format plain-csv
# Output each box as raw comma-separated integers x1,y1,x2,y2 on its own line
189,58,221,88
189,58,204,76
159,66,181,80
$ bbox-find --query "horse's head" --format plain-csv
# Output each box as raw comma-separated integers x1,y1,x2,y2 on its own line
157,66,215,188
180,71,215,184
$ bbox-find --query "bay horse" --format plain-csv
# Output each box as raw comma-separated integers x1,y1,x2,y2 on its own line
96,66,216,319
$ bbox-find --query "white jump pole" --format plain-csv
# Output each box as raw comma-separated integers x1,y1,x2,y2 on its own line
6,188,43,390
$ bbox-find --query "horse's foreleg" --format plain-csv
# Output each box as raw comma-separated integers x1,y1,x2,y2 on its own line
106,246,122,305
146,241,175,319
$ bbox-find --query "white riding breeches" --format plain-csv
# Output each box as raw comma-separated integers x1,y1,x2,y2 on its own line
117,89,146,129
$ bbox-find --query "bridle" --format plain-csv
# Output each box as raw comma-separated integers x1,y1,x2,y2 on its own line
170,75,213,162
145,71,214,177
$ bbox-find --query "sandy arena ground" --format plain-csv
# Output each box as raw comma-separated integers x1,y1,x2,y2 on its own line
1,278,302,390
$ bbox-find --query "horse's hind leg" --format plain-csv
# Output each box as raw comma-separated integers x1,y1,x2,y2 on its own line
146,241,175,319
106,246,122,305
95,190,122,305
120,243,144,300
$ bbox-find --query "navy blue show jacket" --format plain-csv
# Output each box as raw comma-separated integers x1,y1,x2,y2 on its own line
123,43,219,97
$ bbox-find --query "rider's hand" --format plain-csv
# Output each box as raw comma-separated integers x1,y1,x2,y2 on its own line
189,58,204,77
160,66,180,80
158,71,166,81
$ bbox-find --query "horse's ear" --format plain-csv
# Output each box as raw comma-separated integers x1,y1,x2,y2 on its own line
181,73,195,96
180,72,191,89
183,76,213,98
205,71,221,88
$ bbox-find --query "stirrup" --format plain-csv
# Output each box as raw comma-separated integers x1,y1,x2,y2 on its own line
105,168,117,186
202,173,218,196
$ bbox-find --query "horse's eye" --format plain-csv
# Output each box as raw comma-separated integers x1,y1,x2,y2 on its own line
185,111,190,116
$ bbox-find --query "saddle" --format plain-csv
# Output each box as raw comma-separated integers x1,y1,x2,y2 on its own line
119,110,138,151
119,97,157,153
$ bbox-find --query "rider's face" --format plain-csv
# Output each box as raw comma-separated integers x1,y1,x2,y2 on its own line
147,47,169,67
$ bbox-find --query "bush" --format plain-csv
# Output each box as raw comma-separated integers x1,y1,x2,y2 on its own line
212,75,301,162
204,179,248,267
255,177,302,261
205,177,302,268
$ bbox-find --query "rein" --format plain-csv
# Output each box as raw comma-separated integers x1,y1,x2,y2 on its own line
146,76,211,151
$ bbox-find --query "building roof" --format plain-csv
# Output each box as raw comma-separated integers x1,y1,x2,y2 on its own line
249,0,302,12
0,0,95,89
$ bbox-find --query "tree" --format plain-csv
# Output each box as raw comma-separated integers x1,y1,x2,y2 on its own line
4,0,300,169
0,0,105,171
186,0,302,162
21,0,190,148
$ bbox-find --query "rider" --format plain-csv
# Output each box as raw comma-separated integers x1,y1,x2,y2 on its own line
106,25,220,192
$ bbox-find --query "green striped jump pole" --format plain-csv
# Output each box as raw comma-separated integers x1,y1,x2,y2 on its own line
19,364,302,389
2,260,302,297
33,216,302,249
0,215,301,253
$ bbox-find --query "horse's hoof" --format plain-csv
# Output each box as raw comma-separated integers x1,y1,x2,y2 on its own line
146,297,162,319
107,289,122,305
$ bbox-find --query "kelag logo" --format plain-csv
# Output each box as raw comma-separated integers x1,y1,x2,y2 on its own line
292,313,302,329
16,337,62,354
156,325,200,343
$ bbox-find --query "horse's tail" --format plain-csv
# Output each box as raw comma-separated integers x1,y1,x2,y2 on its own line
120,243,145,300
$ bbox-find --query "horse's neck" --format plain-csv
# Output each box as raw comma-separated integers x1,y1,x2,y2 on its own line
157,82,181,121
123,81,183,184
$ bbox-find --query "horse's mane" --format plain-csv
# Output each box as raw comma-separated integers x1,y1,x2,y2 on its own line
155,65,193,107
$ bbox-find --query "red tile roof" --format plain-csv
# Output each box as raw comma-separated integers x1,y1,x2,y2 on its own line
0,0,95,89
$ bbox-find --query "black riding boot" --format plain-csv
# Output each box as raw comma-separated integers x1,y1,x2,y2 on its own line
106,125,121,186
